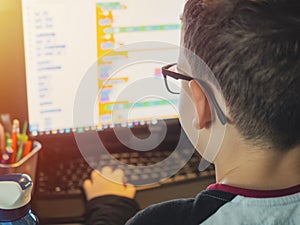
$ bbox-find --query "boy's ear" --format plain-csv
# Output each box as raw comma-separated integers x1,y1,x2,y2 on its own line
189,80,212,129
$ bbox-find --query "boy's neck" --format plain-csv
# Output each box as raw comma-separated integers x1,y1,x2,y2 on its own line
214,128,300,190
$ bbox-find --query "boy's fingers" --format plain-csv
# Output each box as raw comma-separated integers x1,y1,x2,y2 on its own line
101,166,113,176
123,183,136,198
125,183,136,191
89,168,126,184
83,179,92,191
112,168,124,179
83,170,136,200
91,170,101,181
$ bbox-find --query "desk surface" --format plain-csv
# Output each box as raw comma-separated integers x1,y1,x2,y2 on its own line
33,178,214,224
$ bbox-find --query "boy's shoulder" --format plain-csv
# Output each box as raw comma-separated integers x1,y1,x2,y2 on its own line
126,190,236,225
126,198,194,225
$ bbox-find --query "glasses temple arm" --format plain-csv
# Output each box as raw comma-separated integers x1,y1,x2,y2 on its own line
197,80,227,125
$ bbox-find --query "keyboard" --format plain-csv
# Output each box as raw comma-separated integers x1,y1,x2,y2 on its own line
35,149,215,198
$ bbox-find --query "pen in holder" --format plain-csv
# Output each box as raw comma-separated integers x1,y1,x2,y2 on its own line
0,141,41,184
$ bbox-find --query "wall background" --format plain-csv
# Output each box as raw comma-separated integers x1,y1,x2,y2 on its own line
0,0,28,123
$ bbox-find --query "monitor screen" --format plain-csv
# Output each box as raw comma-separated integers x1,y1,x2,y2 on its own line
21,0,185,135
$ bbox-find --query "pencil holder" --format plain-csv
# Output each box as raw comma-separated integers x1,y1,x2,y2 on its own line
0,141,41,184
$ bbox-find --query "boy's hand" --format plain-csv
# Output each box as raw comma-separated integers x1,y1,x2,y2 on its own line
83,167,136,201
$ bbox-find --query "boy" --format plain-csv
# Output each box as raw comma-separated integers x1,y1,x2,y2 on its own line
83,0,300,224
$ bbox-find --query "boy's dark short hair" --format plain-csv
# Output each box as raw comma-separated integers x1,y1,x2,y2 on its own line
183,0,300,151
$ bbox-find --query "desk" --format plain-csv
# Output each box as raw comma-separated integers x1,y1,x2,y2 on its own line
33,178,214,224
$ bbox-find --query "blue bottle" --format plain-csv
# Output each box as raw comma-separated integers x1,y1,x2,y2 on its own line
0,174,39,225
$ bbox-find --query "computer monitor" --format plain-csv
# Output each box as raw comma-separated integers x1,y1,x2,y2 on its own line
21,0,185,136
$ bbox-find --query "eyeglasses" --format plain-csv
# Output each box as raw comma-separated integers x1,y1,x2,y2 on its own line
161,63,229,125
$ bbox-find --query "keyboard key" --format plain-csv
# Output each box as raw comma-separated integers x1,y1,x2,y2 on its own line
129,175,140,181
67,189,82,195
174,175,186,182
150,173,160,179
55,186,62,192
186,173,198,179
161,177,174,184
141,174,150,180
